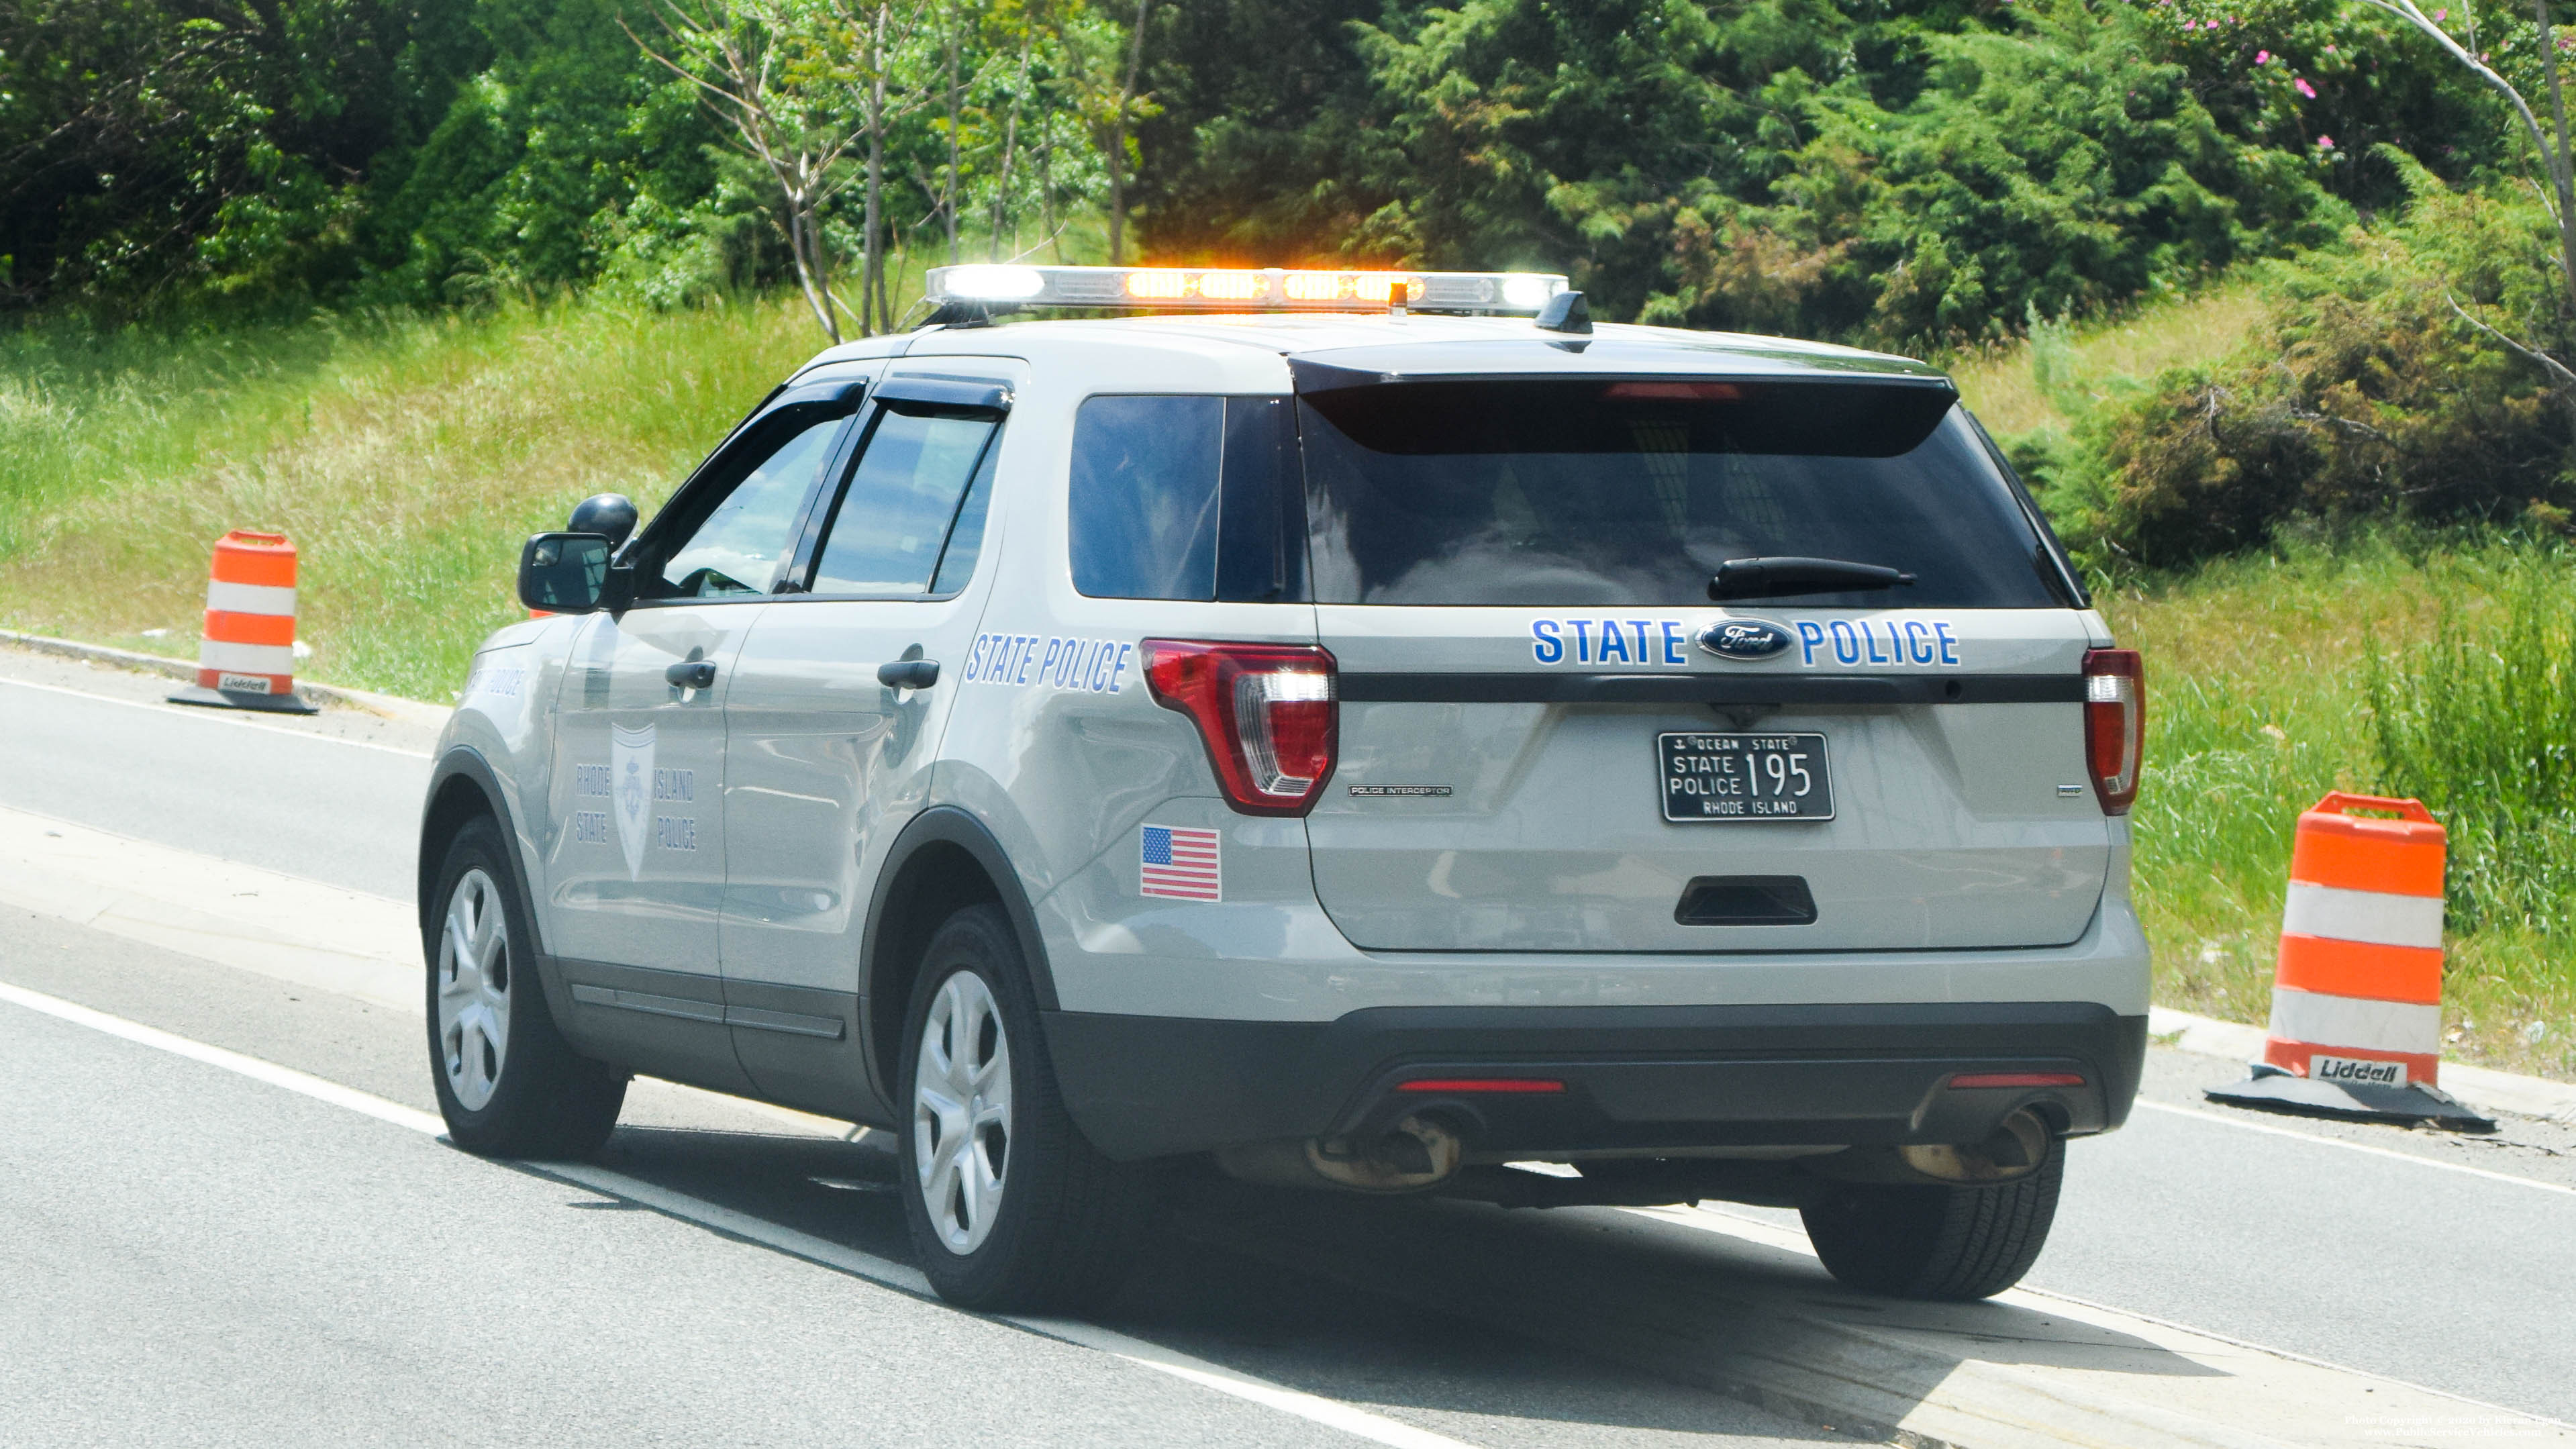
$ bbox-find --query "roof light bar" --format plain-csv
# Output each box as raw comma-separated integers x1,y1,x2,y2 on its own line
924,264,1569,315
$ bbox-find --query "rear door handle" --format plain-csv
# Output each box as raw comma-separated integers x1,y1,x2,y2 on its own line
666,660,717,690
877,659,940,690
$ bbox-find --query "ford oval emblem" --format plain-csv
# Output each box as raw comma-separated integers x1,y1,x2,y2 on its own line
1698,619,1793,660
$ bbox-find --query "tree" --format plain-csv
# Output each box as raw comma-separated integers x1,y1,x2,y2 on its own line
1059,0,1151,262
2355,0,2576,420
0,0,479,315
630,0,871,340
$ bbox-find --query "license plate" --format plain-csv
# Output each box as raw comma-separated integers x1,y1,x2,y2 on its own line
1658,732,1833,822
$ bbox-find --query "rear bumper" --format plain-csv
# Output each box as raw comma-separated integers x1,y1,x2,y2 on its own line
1044,1001,2148,1161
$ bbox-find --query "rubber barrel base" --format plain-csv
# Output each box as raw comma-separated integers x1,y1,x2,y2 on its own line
166,685,321,715
2206,1063,2495,1134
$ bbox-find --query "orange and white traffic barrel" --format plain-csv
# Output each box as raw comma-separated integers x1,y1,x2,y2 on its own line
2207,792,2491,1131
165,530,319,715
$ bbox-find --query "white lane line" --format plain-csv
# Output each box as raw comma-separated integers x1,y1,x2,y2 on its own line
0,673,434,758
1011,1317,1474,1449
0,978,444,1134
0,977,1481,1449
2134,1099,2576,1198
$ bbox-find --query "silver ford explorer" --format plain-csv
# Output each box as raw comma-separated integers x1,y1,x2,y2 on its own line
417,264,2150,1311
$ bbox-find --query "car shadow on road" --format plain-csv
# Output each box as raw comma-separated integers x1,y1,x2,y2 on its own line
564,1123,2235,1446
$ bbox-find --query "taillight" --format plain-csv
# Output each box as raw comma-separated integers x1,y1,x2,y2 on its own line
1142,640,1338,815
2083,648,2144,814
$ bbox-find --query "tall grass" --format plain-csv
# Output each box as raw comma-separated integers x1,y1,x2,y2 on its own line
0,295,822,698
2110,532,2576,1077
2369,552,2576,936
1944,280,2271,436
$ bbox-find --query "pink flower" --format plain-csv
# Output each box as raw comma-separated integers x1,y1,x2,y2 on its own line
2257,49,2271,62
2434,6,2446,17
2296,77,2318,97
2318,135,2335,148
2325,44,2336,52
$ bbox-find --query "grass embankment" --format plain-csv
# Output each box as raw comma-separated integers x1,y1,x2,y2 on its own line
4,281,2571,1077
1946,279,2270,436
2106,539,2576,1079
1946,283,2576,1077
0,297,822,698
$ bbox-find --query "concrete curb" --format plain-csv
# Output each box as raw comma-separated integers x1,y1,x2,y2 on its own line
2149,1005,2576,1126
0,628,452,732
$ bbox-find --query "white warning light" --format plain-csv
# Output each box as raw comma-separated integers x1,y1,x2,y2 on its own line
940,264,1047,301
1501,274,1555,309
923,264,1568,316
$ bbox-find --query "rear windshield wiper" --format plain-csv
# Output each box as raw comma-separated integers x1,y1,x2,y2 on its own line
1710,556,1918,601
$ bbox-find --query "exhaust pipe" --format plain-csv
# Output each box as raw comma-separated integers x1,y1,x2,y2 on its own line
1802,1108,2054,1188
1215,1115,1465,1194
1897,1108,2051,1185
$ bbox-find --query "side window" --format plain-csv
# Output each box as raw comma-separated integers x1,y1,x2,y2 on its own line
1070,395,1222,600
650,409,848,599
929,441,1000,595
809,408,1002,596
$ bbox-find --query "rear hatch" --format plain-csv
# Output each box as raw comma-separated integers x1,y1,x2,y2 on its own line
1297,364,2109,953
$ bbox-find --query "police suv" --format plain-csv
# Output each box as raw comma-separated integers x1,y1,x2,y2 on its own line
419,264,2150,1311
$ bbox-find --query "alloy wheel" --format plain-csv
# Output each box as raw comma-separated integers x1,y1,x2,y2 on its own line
913,970,1013,1255
437,868,512,1110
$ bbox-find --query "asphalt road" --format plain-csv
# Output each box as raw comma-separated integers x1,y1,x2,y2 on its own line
5,653,2574,1445
0,668,429,898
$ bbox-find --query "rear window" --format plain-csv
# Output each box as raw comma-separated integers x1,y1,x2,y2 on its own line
1298,380,2063,609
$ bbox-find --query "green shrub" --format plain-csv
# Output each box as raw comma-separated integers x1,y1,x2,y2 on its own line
2042,160,2576,568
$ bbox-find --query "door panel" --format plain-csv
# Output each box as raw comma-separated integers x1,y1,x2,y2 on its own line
542,605,758,972
720,593,986,987
720,368,1014,1109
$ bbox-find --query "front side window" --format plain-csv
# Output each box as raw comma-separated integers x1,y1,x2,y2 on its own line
809,409,1002,596
649,409,848,599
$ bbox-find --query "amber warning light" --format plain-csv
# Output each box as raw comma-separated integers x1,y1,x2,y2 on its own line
925,264,1567,315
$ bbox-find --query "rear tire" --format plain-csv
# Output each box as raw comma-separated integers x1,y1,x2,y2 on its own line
1800,1139,2064,1301
425,817,627,1158
898,904,1149,1311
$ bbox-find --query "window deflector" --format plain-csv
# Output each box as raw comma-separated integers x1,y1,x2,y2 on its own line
626,395,860,605
618,373,871,602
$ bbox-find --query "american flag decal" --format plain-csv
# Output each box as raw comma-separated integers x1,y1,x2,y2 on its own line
1140,823,1222,901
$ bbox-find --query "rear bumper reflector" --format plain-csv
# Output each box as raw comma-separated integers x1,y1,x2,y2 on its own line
1395,1078,1567,1094
1948,1071,2086,1089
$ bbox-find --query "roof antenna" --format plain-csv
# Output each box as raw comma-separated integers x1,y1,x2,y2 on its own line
1534,291,1591,335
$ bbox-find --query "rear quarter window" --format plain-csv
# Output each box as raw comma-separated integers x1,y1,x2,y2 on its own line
1070,395,1222,601
1068,395,1307,603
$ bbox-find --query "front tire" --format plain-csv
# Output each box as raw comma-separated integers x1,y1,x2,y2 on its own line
426,817,627,1158
897,904,1148,1310
1800,1140,2065,1301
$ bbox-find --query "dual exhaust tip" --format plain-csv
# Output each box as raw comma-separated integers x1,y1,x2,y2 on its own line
1216,1107,2055,1197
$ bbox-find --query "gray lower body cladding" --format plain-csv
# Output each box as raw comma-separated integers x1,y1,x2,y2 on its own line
1042,1001,2148,1161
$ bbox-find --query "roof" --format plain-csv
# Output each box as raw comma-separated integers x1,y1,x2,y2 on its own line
803,312,1949,389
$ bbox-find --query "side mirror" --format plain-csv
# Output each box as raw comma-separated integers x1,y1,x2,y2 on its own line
519,532,616,613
